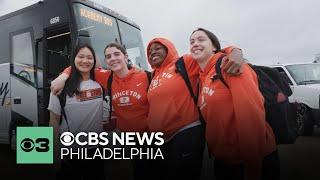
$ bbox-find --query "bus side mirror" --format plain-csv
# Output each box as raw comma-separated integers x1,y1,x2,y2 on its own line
78,30,90,37
77,30,91,46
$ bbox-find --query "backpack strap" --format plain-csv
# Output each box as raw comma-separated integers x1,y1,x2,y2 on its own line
58,90,70,132
144,70,152,91
144,70,152,84
175,57,198,103
212,56,229,88
99,84,107,103
107,72,114,123
175,57,205,124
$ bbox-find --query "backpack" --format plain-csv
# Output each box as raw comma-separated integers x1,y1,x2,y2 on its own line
106,70,152,123
214,56,298,144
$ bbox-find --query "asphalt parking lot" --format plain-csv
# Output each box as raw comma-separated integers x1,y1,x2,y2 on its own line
201,127,320,180
1,128,320,180
278,128,320,180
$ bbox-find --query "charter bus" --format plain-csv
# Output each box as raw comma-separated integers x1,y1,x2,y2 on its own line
0,0,148,148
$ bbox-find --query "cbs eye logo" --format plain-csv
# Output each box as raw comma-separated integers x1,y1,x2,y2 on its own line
20,137,50,152
60,132,74,146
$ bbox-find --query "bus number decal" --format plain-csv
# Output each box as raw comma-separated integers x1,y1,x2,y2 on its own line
50,16,60,25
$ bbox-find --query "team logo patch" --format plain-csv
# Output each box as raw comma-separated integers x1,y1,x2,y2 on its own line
77,88,102,101
119,96,130,104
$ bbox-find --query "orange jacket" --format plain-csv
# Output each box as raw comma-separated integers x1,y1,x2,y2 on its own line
63,67,149,132
146,38,235,141
195,52,276,175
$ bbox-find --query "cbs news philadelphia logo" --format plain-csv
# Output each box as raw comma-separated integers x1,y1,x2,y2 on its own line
16,127,53,164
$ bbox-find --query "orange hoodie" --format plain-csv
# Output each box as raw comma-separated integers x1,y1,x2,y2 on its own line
146,38,235,141
195,52,276,177
62,67,149,132
147,38,199,141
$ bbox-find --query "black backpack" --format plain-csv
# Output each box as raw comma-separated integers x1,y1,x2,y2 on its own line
214,56,298,144
106,70,152,122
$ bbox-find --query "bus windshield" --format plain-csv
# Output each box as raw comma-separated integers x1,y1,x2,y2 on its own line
72,3,148,70
118,21,148,70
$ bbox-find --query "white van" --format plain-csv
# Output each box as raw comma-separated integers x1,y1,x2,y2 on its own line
271,63,320,135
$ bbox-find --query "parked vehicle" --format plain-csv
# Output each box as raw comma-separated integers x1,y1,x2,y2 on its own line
271,63,320,135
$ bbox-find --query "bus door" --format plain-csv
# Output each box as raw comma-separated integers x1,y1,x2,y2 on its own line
43,24,71,123
10,28,39,128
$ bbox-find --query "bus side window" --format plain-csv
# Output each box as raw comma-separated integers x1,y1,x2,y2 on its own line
11,30,36,86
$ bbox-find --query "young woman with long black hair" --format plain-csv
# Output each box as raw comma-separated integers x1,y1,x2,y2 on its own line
48,44,106,180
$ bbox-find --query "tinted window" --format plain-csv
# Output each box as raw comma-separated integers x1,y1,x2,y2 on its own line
11,31,36,86
118,21,148,70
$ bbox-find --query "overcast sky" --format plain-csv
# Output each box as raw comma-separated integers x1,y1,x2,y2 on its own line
1,0,320,65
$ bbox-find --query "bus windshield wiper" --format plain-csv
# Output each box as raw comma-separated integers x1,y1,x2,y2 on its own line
299,79,320,84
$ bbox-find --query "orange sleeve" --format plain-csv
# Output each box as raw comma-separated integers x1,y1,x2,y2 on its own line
221,46,241,54
225,64,266,175
94,68,111,89
62,66,111,88
183,54,200,77
182,46,240,68
62,66,71,75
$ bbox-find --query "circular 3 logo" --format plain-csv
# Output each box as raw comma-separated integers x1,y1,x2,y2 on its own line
20,138,35,152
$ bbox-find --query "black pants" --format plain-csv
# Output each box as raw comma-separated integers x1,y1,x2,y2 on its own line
129,143,152,180
214,150,280,180
131,156,151,180
150,124,206,180
56,147,105,180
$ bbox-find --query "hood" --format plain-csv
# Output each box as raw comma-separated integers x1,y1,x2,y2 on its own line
302,83,320,90
147,38,179,69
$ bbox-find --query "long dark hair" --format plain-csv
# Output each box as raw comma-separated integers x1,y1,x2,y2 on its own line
64,44,96,97
191,28,221,52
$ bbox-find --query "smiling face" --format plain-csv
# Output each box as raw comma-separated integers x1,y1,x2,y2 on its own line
148,42,168,68
189,30,217,63
74,47,95,74
104,46,128,72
